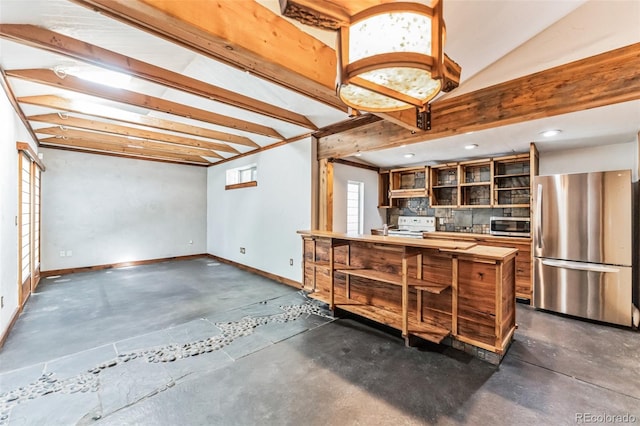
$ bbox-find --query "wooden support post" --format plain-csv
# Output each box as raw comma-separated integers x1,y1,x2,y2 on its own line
329,239,335,310
402,255,409,343
318,158,333,231
345,245,351,299
416,253,423,322
495,262,503,348
452,257,459,336
311,237,316,292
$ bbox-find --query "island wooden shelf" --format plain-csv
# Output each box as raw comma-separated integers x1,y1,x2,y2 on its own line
299,230,518,358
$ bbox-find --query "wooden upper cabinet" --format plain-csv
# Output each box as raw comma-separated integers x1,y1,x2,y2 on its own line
429,164,459,208
492,154,531,208
389,166,428,200
378,170,391,208
377,149,535,209
459,159,493,208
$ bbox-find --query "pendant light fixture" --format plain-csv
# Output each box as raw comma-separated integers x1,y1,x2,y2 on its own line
336,1,459,115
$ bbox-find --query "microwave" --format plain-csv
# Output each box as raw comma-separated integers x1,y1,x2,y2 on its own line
489,216,530,237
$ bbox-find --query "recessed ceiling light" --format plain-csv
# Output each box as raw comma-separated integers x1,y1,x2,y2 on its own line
354,152,362,157
540,129,562,137
403,153,415,158
400,144,407,148
464,144,478,150
465,131,474,135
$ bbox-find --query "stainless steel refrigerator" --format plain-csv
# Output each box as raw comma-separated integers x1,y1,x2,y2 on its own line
533,169,637,327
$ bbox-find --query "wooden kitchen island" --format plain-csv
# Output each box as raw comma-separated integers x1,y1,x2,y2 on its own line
298,231,518,362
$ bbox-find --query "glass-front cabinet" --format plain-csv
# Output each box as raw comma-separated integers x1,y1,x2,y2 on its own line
388,166,428,206
493,155,531,208
378,147,536,210
459,159,492,208
429,164,459,207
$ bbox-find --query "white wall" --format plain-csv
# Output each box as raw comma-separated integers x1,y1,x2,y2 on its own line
0,87,37,337
40,149,207,270
539,141,638,181
332,163,384,234
207,138,312,283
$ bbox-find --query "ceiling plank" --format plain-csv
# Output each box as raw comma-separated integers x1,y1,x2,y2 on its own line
0,24,318,131
18,95,258,147
39,136,211,164
35,126,223,158
28,113,236,154
7,68,283,139
70,0,344,110
318,42,640,159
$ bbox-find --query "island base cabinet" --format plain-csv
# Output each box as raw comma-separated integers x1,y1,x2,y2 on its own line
299,233,517,364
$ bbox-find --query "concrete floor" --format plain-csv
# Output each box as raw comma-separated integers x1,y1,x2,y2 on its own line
0,257,638,425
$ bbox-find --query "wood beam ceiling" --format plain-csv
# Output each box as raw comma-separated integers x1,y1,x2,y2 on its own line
70,0,344,110
28,113,236,154
35,126,224,158
318,42,640,159
18,95,258,147
0,24,318,131
68,0,456,132
6,68,283,139
39,137,211,165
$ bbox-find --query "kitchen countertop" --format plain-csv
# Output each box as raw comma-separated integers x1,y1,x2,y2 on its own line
298,230,518,261
422,231,531,244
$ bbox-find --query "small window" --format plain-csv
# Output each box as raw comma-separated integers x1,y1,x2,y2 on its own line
225,163,257,190
346,181,364,234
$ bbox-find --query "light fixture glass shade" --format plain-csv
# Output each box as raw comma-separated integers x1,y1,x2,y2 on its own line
348,12,432,61
338,2,446,113
339,68,442,112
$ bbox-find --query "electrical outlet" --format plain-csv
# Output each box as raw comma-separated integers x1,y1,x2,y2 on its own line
289,258,294,266
59,251,66,257
240,247,245,254
66,250,73,257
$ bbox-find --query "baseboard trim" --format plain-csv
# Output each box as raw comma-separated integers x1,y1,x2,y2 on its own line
207,254,302,289
0,307,20,349
40,254,208,278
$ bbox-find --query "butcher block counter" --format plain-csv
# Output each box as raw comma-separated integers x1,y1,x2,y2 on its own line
298,231,518,360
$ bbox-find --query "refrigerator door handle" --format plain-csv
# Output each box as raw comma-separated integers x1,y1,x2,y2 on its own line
541,259,620,273
536,183,543,249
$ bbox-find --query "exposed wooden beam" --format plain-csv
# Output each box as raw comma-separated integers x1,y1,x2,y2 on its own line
0,24,318,131
35,127,223,159
7,68,283,139
0,67,39,145
28,113,236,154
313,114,383,139
39,136,211,165
41,144,208,167
70,0,345,110
209,132,312,167
328,157,379,172
18,95,258,147
318,43,640,159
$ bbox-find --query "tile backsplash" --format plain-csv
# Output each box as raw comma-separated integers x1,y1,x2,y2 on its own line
387,197,529,233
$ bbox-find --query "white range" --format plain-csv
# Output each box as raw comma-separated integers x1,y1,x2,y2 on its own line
387,216,436,238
